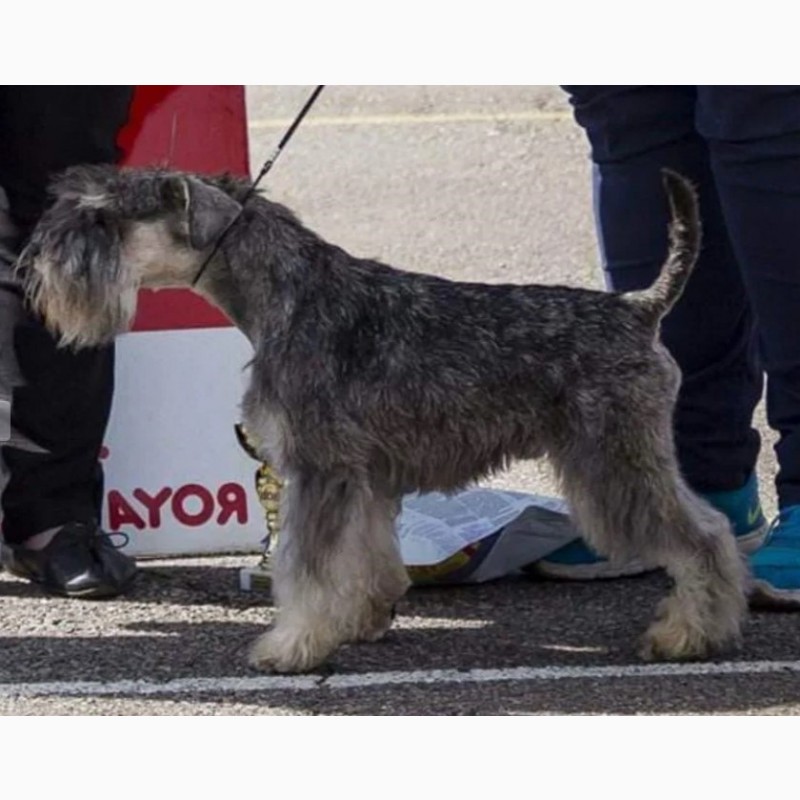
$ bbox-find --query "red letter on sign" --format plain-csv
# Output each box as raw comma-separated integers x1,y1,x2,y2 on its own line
217,483,248,524
133,487,173,528
108,490,146,530
173,484,214,526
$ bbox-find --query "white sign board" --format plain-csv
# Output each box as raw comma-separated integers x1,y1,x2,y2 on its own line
102,327,264,557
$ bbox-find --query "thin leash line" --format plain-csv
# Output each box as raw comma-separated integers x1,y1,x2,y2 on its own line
190,85,325,288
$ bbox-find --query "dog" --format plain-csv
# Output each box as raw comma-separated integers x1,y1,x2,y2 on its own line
18,165,747,672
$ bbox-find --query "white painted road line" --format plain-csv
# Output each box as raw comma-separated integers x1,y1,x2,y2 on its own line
248,110,572,130
3,659,800,699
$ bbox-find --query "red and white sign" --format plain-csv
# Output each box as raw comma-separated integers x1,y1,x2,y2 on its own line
102,86,263,557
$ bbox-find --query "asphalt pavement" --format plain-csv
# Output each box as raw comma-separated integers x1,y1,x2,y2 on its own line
2,85,798,715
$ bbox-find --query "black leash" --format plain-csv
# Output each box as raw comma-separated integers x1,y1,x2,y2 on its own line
191,85,325,287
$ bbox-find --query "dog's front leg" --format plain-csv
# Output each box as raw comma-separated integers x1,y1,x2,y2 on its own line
248,469,410,673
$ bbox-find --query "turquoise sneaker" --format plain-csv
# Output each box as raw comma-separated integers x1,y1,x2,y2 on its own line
703,473,769,553
750,504,800,607
531,472,769,580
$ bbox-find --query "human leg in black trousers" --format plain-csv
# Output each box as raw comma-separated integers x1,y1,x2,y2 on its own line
0,86,137,597
535,85,769,580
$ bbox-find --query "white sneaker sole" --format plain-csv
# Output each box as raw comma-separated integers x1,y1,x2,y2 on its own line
750,580,800,609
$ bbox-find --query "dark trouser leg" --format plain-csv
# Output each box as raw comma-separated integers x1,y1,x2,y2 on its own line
563,85,762,493
0,86,133,545
1,323,114,542
697,86,800,508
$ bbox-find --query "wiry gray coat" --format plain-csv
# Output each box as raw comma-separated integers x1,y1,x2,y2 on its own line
20,166,747,672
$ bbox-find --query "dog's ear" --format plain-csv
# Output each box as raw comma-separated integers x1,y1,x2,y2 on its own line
176,178,242,251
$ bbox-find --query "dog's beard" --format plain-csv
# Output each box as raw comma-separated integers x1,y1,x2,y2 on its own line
34,278,138,348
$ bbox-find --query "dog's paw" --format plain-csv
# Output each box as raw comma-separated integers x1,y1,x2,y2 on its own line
247,628,333,674
352,616,393,643
639,603,742,662
349,603,398,644
639,620,711,662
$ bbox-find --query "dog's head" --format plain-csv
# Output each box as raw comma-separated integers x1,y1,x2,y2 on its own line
19,165,243,347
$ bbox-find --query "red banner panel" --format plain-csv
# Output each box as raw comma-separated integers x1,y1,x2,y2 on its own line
119,85,250,332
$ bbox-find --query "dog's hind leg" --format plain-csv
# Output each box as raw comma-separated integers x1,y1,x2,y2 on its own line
248,469,410,673
636,479,748,661
551,386,748,661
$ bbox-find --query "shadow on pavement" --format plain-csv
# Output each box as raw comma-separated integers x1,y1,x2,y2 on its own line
4,562,800,714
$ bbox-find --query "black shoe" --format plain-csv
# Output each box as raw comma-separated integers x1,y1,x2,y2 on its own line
1,522,137,598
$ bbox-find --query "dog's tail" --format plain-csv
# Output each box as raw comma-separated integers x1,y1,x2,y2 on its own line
623,169,701,322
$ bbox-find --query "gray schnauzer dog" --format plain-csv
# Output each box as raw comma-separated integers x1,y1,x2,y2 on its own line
18,165,747,672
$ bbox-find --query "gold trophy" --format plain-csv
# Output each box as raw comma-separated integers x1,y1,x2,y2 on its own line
235,424,284,592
